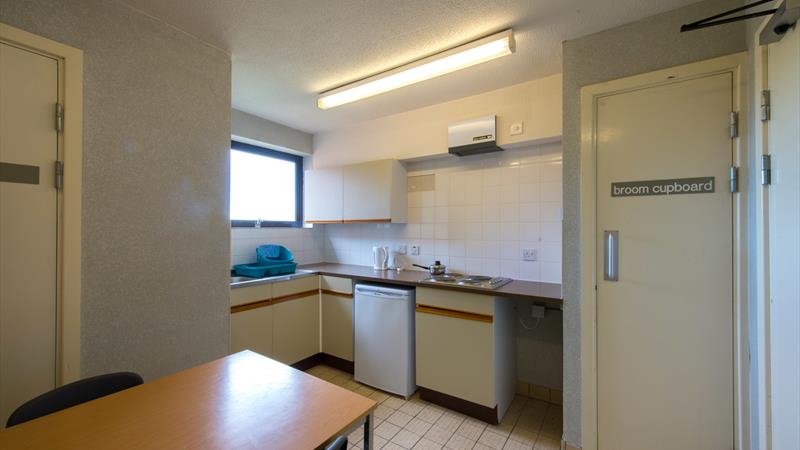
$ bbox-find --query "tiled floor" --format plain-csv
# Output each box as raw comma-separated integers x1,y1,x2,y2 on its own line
306,365,563,450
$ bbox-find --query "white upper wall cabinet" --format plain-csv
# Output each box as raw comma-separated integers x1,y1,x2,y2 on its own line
304,168,343,223
306,159,407,224
343,160,406,223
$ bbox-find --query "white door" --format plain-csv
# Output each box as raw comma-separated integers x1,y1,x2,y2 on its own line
596,73,734,449
0,42,60,425
766,24,800,450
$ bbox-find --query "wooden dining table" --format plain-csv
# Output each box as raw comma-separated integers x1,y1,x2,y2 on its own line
0,350,377,449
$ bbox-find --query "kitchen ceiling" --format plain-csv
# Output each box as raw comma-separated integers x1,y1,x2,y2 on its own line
122,0,702,133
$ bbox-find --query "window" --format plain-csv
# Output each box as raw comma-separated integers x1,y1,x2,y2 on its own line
230,140,303,227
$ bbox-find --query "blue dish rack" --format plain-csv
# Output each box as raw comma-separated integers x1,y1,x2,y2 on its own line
233,244,297,278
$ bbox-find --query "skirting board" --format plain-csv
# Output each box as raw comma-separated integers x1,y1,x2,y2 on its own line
418,387,499,425
292,352,354,373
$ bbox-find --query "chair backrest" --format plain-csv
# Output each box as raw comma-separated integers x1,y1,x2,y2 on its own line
6,371,143,428
324,435,347,450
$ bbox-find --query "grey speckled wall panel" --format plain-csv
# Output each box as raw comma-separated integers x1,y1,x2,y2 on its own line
561,0,746,445
0,0,231,380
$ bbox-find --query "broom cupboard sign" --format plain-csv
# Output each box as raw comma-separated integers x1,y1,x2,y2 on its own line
611,177,715,197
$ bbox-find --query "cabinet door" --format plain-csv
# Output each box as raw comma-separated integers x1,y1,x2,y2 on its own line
273,294,320,364
321,293,353,361
321,276,354,361
304,168,343,223
342,161,392,221
415,310,494,408
230,305,273,357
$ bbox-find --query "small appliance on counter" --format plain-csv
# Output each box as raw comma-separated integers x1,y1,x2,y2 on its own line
232,244,297,278
372,246,389,271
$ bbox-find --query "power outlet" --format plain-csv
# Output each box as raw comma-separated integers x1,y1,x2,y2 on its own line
522,248,537,261
396,245,407,255
510,122,524,136
410,245,420,256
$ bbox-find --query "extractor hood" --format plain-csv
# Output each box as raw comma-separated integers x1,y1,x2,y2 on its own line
448,115,503,157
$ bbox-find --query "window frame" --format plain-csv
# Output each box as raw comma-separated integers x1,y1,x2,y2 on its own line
229,140,304,228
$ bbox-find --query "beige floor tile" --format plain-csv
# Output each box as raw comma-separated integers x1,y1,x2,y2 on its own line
329,374,351,386
387,410,414,428
383,442,407,450
391,429,422,449
508,428,538,446
369,390,391,404
477,430,508,450
435,412,465,433
343,380,362,391
355,385,377,397
502,438,534,450
374,404,396,420
376,421,402,440
533,436,560,450
423,425,454,445
474,444,497,450
384,396,408,410
349,427,365,442
412,437,444,450
417,404,445,424
444,433,476,449
405,417,433,436
399,400,426,416
454,418,487,441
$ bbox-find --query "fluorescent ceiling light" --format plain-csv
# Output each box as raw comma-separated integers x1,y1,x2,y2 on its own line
317,29,515,110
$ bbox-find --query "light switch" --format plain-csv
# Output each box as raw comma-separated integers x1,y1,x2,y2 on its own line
410,245,420,256
510,122,524,136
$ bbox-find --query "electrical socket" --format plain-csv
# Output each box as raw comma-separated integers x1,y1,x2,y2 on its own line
522,248,537,261
397,245,407,255
531,305,545,318
410,245,420,256
510,122,524,136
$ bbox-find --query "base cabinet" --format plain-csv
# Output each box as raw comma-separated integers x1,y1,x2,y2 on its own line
230,306,274,357
273,294,320,365
415,287,515,422
321,276,354,361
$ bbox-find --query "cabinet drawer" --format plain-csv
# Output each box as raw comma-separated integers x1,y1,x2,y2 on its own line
272,275,319,299
230,283,272,307
230,305,273,357
416,287,493,316
415,310,494,407
320,275,352,294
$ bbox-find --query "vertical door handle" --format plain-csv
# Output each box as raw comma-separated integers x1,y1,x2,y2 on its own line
604,230,619,281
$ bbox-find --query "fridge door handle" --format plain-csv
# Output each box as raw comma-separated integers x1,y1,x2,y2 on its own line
604,230,619,282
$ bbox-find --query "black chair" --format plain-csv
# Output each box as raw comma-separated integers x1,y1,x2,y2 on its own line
324,436,347,450
5,371,144,428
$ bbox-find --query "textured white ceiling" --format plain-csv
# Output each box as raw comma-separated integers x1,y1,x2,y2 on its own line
122,0,702,133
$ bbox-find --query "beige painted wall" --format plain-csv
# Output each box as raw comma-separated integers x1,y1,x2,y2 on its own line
232,109,313,156
561,0,747,445
312,74,562,168
0,0,232,381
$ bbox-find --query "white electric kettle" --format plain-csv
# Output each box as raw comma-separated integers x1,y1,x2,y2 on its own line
372,246,389,270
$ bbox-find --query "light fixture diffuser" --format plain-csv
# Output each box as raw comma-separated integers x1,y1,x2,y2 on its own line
317,29,515,109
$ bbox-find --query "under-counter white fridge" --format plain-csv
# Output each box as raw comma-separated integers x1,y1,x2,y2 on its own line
353,283,416,398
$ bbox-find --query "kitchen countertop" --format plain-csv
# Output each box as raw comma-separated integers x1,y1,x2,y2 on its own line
302,263,563,306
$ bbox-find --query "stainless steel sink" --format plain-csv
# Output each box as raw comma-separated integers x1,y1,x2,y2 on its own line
231,276,257,283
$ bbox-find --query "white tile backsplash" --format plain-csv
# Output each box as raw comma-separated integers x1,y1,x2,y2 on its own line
230,226,324,267
322,143,563,283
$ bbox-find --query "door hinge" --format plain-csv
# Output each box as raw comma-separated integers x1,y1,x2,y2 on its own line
729,111,739,138
55,160,63,190
729,165,739,193
760,90,771,122
55,103,64,133
761,154,772,185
